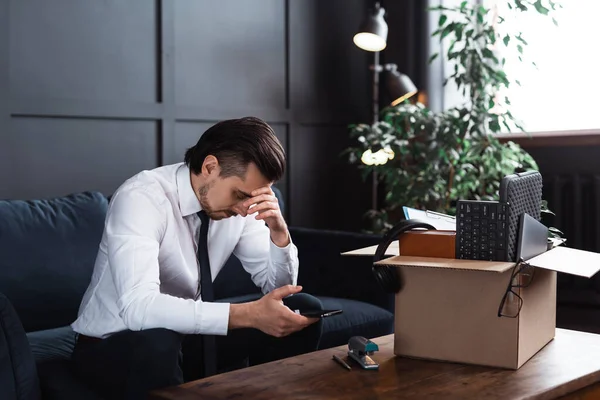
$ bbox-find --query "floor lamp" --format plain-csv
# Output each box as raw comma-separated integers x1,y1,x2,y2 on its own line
353,1,418,211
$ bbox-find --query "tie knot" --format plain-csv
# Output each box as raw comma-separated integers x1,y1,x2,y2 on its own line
197,210,209,225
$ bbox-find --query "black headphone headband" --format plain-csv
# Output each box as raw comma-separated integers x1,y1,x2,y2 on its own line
372,219,436,293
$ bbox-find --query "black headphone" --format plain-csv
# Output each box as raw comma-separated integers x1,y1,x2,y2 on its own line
372,219,436,293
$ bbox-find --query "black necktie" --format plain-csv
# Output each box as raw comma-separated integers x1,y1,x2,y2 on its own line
197,211,214,302
196,210,216,376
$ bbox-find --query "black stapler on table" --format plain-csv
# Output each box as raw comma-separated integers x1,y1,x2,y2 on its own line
347,336,379,370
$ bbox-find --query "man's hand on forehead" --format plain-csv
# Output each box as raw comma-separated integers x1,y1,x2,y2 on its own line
242,186,289,247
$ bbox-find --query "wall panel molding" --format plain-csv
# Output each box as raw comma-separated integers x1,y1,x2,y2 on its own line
0,0,373,230
11,98,163,120
0,0,12,194
159,0,175,167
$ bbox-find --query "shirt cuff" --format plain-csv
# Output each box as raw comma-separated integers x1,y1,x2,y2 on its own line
269,236,296,264
195,301,230,335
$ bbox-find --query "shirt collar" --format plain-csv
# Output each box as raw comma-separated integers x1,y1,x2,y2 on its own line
176,164,202,217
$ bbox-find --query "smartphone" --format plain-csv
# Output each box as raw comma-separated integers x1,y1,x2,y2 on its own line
297,309,343,318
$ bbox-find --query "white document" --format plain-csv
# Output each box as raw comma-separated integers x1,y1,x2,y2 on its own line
402,206,456,231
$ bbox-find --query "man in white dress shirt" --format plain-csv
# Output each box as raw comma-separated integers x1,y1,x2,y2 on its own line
70,117,323,399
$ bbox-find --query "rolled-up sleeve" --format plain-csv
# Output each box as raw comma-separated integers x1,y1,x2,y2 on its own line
107,188,230,335
232,216,299,293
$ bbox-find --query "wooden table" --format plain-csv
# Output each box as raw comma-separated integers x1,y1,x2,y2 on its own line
149,329,600,400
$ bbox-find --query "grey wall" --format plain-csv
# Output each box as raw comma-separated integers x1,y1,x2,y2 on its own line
0,0,389,231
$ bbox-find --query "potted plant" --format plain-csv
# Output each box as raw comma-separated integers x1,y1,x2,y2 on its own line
347,0,560,233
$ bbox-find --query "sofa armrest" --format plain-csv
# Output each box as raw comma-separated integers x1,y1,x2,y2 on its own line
0,292,41,400
289,227,394,313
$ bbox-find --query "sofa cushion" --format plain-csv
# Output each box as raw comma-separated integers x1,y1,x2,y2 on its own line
27,326,76,364
215,289,394,351
0,192,108,332
317,297,394,350
288,227,392,312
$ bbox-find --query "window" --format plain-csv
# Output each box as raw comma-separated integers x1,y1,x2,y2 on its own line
493,0,600,133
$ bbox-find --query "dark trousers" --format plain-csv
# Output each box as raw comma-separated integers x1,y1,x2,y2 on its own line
71,293,323,399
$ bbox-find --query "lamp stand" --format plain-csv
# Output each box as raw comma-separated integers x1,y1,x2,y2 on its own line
369,56,399,211
371,51,380,211
372,52,380,124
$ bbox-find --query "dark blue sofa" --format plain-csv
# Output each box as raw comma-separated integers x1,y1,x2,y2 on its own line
0,191,393,399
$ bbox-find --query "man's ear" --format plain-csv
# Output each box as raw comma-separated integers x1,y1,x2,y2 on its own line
201,155,220,177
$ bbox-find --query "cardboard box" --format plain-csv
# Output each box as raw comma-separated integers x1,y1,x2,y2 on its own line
374,246,600,369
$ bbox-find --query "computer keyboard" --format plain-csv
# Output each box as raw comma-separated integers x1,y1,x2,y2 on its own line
455,200,509,261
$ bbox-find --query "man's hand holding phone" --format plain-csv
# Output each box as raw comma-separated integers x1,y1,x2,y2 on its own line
243,285,319,338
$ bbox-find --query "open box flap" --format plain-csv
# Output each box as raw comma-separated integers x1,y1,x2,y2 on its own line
374,255,515,273
528,246,600,278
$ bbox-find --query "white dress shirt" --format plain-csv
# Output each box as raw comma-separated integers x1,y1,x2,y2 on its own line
71,163,299,338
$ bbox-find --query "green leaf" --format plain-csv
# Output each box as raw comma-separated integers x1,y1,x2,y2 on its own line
441,23,455,39
552,17,559,27
438,14,447,27
495,70,509,85
515,121,525,131
489,119,501,133
448,40,457,53
517,44,523,54
516,35,528,45
533,0,549,15
460,1,467,11
514,0,528,11
428,53,439,64
482,48,499,63
456,26,463,42
503,35,510,46
504,97,511,105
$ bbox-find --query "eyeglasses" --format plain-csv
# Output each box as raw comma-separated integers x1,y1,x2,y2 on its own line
497,259,536,318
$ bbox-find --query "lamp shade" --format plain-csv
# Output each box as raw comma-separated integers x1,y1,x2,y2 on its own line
384,65,418,106
353,3,388,52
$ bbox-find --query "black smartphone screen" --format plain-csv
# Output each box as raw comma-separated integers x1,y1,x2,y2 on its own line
299,309,343,318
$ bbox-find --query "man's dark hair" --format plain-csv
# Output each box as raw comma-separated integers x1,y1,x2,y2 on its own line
184,116,285,182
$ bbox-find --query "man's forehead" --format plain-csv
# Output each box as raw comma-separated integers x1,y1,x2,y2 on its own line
234,182,272,197
238,163,271,191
